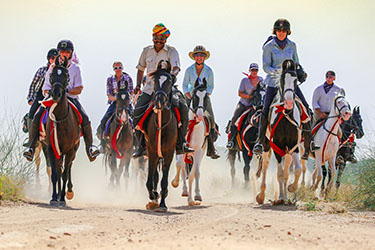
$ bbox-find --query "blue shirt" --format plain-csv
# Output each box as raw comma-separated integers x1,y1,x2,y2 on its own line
239,76,264,106
262,38,299,87
182,63,214,95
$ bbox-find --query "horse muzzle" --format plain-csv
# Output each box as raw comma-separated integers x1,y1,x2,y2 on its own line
342,110,352,121
285,99,294,110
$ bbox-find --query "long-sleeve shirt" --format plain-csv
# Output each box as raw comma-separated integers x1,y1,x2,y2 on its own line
182,63,214,95
43,61,83,100
312,82,341,113
106,72,133,104
27,65,49,102
262,38,299,87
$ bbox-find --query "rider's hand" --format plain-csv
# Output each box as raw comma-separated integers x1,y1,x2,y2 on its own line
28,100,33,105
186,92,191,99
133,85,141,95
319,112,327,119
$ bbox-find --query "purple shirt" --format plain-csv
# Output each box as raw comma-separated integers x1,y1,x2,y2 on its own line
106,72,133,104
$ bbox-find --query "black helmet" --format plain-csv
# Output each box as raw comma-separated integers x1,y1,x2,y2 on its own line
57,40,74,52
47,48,58,60
273,19,291,35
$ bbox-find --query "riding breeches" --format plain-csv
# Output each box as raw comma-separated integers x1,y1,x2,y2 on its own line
205,96,216,130
29,90,44,120
133,93,152,126
68,98,90,126
100,102,116,131
231,102,249,125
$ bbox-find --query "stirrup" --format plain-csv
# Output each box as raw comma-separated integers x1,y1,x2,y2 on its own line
301,151,309,160
23,148,34,162
310,141,320,152
226,140,234,149
336,155,345,165
89,145,100,158
253,143,264,155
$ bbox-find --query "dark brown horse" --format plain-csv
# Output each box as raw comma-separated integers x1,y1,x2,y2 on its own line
104,81,133,189
46,56,81,206
144,60,178,212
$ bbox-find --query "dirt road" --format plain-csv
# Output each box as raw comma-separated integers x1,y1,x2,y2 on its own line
1,149,375,249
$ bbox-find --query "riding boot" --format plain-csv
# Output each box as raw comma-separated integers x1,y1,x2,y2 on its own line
207,128,220,159
82,122,100,162
22,121,39,161
96,126,106,154
226,124,237,149
253,113,268,155
23,115,33,147
176,127,194,155
133,129,146,158
301,122,320,160
347,143,358,163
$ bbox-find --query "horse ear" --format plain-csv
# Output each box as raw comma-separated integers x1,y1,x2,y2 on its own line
194,78,199,89
63,57,68,68
117,80,121,90
339,88,346,96
124,80,129,90
202,78,207,89
55,56,60,66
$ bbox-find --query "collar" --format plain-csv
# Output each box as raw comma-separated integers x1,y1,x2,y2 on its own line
153,44,168,52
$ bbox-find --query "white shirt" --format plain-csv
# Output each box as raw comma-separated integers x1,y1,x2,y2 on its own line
312,83,341,113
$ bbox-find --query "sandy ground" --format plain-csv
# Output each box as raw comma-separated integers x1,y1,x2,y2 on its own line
1,147,375,250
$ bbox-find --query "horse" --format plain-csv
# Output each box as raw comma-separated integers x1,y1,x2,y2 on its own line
171,78,209,206
311,91,352,197
226,83,265,187
256,59,307,205
103,81,133,190
44,56,81,206
319,106,363,191
143,60,178,212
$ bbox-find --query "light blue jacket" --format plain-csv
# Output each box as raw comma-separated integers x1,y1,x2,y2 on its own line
262,38,299,87
182,63,214,95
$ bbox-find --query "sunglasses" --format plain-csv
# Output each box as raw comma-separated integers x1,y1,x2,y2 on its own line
113,66,122,70
250,69,258,72
153,36,166,41
276,28,288,32
326,75,334,78
194,53,206,58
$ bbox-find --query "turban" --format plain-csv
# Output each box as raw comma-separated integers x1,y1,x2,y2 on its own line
152,23,170,38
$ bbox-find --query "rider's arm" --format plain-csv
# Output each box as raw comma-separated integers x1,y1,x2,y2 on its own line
27,67,43,104
182,67,191,97
206,68,214,96
262,44,276,74
291,41,300,66
68,86,83,95
107,94,116,101
42,66,53,97
238,91,253,100
136,69,144,87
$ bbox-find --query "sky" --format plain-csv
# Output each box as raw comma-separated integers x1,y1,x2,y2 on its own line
0,0,374,146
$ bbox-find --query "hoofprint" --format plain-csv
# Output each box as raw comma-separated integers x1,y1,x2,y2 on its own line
256,68,307,205
172,87,208,206
311,93,352,197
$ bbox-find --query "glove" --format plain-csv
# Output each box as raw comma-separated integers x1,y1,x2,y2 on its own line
133,85,141,94
171,75,177,84
296,64,307,83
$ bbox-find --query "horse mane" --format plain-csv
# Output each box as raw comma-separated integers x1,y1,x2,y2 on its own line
281,59,297,77
149,60,172,78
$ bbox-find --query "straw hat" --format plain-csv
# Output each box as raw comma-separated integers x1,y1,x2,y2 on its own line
188,45,210,60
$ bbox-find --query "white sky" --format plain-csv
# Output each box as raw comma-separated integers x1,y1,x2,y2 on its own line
0,0,374,146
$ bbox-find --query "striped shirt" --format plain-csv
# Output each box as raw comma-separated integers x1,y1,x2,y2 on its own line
27,65,49,102
106,73,133,104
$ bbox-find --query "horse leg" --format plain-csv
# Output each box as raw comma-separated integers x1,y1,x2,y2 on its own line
48,146,58,205
256,151,270,204
172,155,183,188
181,161,188,197
158,155,174,212
320,165,327,196
35,144,42,189
300,158,306,186
242,151,251,188
312,153,323,191
288,153,302,193
336,163,346,190
326,158,337,197
122,154,131,187
116,157,125,189
275,155,285,204
228,149,236,187
108,152,117,190
42,144,52,194
146,155,159,210
194,153,203,203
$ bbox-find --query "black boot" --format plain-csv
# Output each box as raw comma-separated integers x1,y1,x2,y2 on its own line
226,124,237,149
133,129,146,158
23,115,32,147
22,121,39,161
301,122,320,160
207,129,220,159
347,143,357,163
82,122,99,162
253,113,268,155
176,127,194,155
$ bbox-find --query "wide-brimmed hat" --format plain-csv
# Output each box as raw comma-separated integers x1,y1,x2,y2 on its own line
189,45,210,60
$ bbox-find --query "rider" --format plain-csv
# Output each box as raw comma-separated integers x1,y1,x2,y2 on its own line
253,18,318,160
23,39,99,162
132,23,194,158
182,45,220,159
24,48,58,146
226,63,264,149
97,61,133,152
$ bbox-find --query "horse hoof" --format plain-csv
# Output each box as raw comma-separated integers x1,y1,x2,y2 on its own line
66,191,74,200
50,200,58,206
58,201,66,207
194,195,202,201
189,201,201,206
288,184,297,193
256,194,265,204
146,201,159,210
181,191,188,197
154,206,168,213
171,179,179,188
273,199,285,206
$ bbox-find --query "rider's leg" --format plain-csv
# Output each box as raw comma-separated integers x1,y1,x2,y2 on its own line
69,98,99,162
227,102,247,149
205,96,220,159
175,94,194,155
253,86,278,154
97,102,116,153
133,93,152,158
23,107,45,161
24,91,43,146
295,85,310,110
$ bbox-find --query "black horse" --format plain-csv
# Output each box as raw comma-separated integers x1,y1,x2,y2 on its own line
226,83,265,187
144,60,178,212
46,56,82,206
320,106,364,191
103,81,133,189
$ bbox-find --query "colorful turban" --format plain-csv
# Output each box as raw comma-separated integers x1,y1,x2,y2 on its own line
152,23,170,38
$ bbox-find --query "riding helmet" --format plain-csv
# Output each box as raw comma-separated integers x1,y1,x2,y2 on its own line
47,48,58,60
57,40,74,52
273,19,291,35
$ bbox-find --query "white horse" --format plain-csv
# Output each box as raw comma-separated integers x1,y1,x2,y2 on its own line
311,91,351,196
172,79,209,206
256,60,308,204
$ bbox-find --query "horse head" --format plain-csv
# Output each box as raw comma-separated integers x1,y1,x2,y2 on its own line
252,83,266,110
152,60,173,110
190,78,208,121
332,89,352,121
116,80,130,123
351,106,364,139
280,59,297,110
50,56,70,103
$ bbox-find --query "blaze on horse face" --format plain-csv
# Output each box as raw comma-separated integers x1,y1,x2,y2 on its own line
116,80,130,123
333,91,352,121
50,56,70,103
280,59,297,110
191,78,208,121
152,60,173,110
